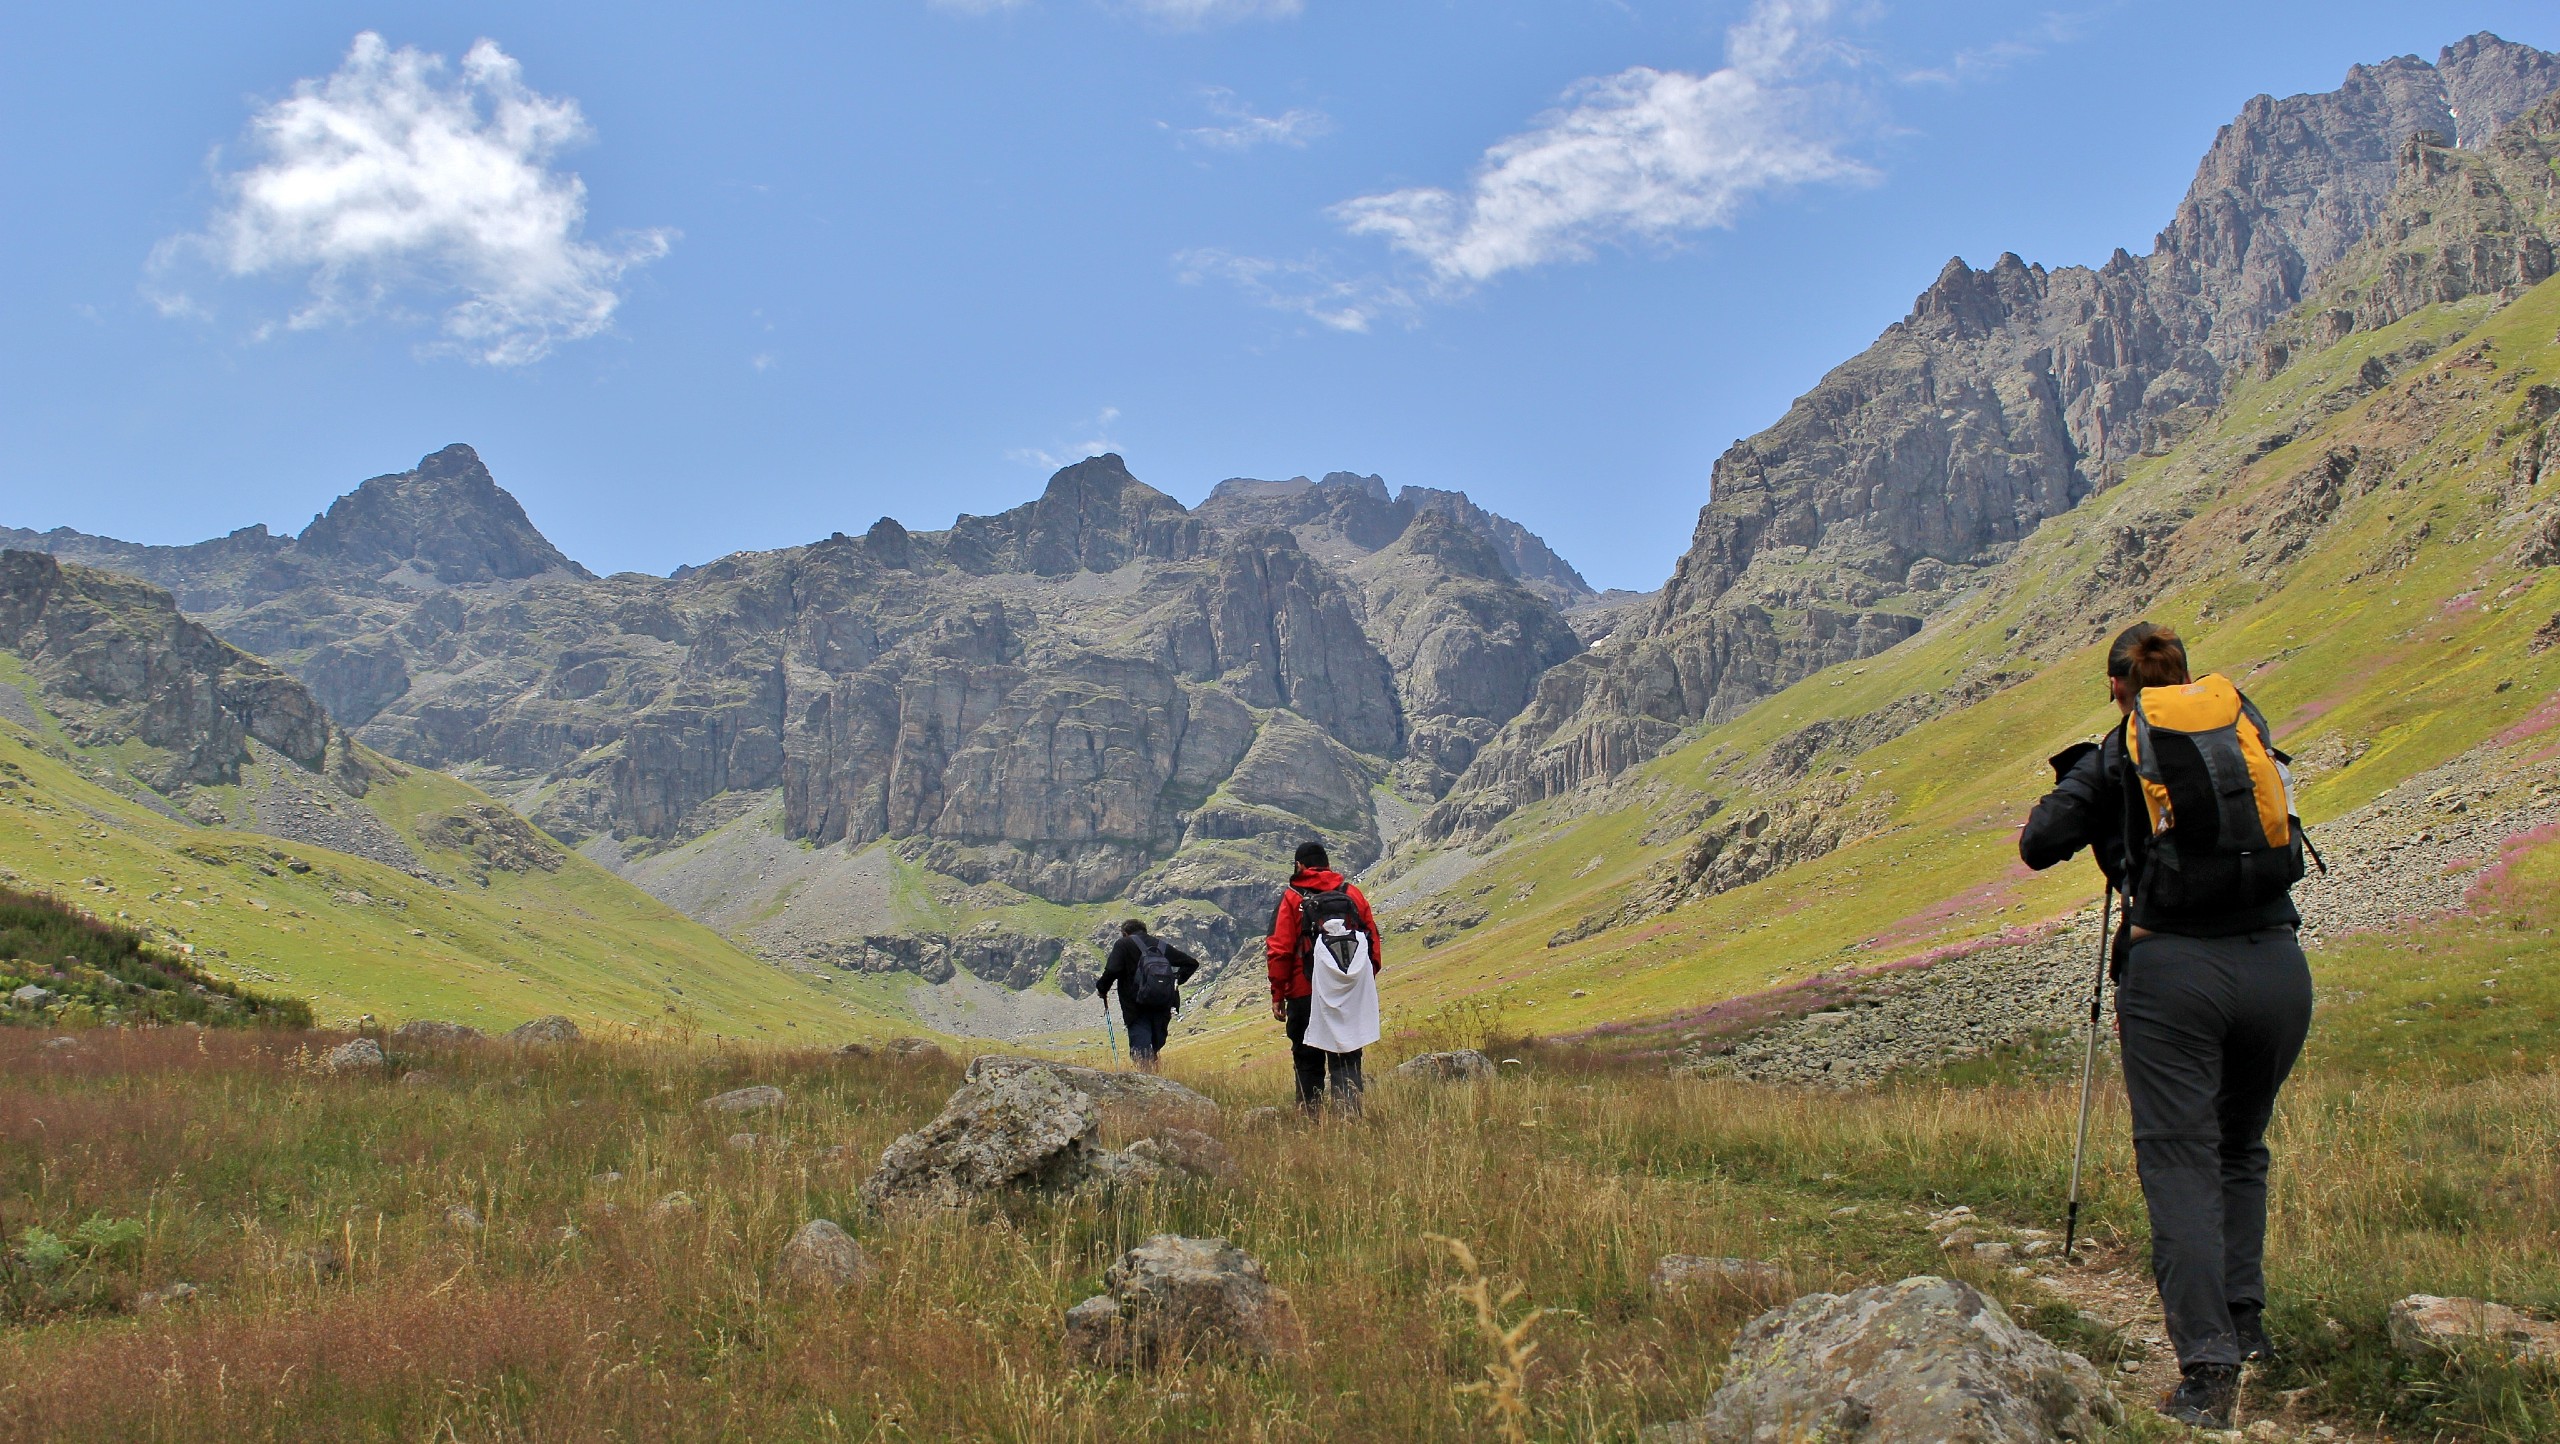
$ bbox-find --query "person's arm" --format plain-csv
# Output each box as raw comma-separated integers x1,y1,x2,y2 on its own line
1168,945,1201,984
1096,938,1131,1003
1265,888,1300,1019
2019,745,2109,872
1350,885,1383,972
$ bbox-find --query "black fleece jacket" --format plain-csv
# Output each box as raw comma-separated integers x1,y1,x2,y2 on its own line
1095,934,1200,1013
2019,722,2300,937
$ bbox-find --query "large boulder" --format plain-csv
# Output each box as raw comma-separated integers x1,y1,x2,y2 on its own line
1391,1049,1496,1082
1650,1276,2115,1444
964,1055,1218,1119
2388,1294,2560,1367
1064,1235,1303,1367
860,1069,1102,1210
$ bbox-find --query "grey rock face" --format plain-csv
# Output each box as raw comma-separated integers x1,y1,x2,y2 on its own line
297,444,591,586
1654,1276,2115,1444
961,1055,1219,1119
702,1085,787,1113
1390,1049,1496,1082
776,1219,877,1292
10,984,55,1008
1063,1234,1303,1367
1424,33,2560,845
859,1069,1102,1210
0,551,349,789
506,1015,581,1045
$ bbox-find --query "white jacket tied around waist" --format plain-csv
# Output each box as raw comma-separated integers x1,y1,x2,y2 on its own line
1300,920,1380,1053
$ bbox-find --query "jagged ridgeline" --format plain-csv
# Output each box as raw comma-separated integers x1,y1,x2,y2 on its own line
5,446,1595,1010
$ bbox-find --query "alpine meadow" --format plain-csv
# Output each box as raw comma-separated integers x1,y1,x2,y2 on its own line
5,12,2560,1443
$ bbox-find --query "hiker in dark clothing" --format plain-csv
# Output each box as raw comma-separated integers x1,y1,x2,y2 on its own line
1094,918,1198,1072
1266,841,1384,1113
2019,621,2314,1430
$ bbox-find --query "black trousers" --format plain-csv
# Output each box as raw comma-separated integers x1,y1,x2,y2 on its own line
1121,1005,1172,1060
2116,927,2313,1369
1284,995,1364,1110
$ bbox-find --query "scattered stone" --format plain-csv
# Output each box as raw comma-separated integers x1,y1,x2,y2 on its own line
392,1020,484,1044
882,1036,950,1063
1648,1276,2115,1444
1128,1126,1235,1179
859,1069,1101,1210
1241,1106,1287,1126
1390,1049,1496,1082
506,1015,581,1045
135,1281,199,1309
703,1084,787,1114
590,1170,624,1187
775,1219,877,1293
445,1204,482,1232
725,1132,762,1152
832,1041,875,1059
2388,1294,2560,1367
1972,1241,2016,1264
42,1036,77,1051
1651,1255,1789,1299
321,1038,387,1073
1064,1235,1303,1367
647,1191,696,1221
11,985,56,1007
1570,989,1590,999
399,1070,437,1089
964,1055,1219,1118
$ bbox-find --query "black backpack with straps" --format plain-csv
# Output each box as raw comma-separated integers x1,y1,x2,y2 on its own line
1129,933,1180,1010
1296,886,1366,969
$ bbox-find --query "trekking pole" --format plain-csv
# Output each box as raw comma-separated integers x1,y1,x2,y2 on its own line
2064,886,2114,1263
1102,996,1121,1067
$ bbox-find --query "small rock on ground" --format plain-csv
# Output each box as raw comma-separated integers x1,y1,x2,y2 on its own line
507,1015,582,1045
1064,1235,1302,1367
776,1219,876,1292
860,1069,1101,1210
2388,1294,2560,1367
392,1020,484,1044
703,1084,787,1113
1649,1275,2115,1444
1390,1049,1496,1082
965,1055,1217,1118
1650,1255,1788,1299
647,1191,695,1220
321,1038,387,1074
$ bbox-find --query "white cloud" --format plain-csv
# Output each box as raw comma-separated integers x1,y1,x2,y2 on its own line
1111,0,1301,26
1331,0,1870,287
154,32,671,365
1175,87,1332,151
931,0,1297,23
1900,6,2110,86
1175,250,1413,334
1008,407,1128,469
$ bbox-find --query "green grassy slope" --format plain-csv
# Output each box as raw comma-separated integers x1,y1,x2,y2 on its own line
1176,277,2560,1069
0,713,910,1044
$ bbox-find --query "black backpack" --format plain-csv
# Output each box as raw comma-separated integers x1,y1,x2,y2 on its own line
1130,934,1180,1009
1296,886,1366,967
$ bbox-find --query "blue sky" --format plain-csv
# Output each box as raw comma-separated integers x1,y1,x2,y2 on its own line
3,2,2554,591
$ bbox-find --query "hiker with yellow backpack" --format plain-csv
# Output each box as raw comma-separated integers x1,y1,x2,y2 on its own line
2018,622,2317,1430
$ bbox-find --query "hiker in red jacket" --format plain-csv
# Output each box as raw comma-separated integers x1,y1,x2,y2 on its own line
1266,840,1383,1113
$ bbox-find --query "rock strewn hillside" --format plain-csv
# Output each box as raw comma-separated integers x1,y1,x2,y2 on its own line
1418,32,2560,847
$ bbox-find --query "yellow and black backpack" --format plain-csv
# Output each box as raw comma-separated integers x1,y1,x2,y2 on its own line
2122,674,2315,912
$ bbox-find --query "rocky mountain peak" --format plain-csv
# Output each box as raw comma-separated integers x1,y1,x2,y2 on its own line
2441,31,2560,146
297,444,590,586
949,454,1206,576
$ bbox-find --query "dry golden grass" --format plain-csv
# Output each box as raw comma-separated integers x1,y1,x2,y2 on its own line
0,1026,2551,1441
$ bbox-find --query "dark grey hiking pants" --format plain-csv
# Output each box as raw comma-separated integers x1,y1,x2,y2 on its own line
1284,995,1363,1111
2116,927,2313,1369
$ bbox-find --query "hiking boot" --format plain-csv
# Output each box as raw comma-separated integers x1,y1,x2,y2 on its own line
2231,1306,2275,1363
2157,1363,2239,1428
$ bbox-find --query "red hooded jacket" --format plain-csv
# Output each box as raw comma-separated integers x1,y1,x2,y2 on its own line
1265,867,1383,1002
